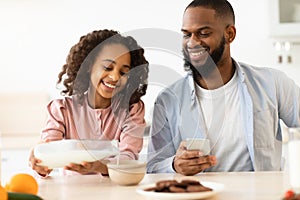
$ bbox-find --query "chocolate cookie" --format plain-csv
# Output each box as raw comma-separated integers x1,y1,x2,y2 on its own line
186,184,213,192
143,179,213,193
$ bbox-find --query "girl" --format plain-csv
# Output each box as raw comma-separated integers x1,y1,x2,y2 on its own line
29,29,149,177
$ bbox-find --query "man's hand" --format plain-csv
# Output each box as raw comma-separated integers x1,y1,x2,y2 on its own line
173,141,217,176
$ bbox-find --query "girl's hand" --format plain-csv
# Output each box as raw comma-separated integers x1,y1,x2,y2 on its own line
28,144,52,177
64,160,108,175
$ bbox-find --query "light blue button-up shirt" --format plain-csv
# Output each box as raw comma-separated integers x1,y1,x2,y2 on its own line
147,60,300,173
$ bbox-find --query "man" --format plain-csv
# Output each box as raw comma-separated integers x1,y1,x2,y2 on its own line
147,0,300,175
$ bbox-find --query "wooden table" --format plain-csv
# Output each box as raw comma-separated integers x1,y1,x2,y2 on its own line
37,171,290,200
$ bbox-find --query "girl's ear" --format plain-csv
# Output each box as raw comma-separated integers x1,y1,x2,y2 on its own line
225,25,236,43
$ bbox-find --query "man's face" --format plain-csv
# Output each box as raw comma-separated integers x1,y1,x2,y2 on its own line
181,7,227,77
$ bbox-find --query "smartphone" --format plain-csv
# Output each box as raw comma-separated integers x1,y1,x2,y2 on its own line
186,138,211,155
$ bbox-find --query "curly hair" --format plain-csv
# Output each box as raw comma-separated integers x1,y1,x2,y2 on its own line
57,29,149,107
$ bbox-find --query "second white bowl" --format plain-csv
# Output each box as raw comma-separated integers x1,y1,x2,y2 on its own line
107,160,146,186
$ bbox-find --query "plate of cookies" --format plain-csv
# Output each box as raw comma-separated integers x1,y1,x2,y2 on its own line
136,179,224,199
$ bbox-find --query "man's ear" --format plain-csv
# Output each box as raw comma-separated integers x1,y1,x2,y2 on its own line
225,25,236,43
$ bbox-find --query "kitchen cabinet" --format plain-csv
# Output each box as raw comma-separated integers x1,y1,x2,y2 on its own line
269,0,300,39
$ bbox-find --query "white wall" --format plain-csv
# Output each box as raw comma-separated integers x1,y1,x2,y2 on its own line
0,0,186,98
0,0,299,97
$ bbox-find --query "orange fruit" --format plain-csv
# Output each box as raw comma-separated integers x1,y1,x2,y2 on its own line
5,173,38,195
0,184,8,200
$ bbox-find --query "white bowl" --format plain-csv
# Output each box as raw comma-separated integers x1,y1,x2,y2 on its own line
34,139,119,168
107,160,146,186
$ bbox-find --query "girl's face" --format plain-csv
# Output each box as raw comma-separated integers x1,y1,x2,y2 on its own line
90,43,131,100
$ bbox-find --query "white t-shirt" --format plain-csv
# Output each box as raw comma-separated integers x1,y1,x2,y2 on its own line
195,70,253,171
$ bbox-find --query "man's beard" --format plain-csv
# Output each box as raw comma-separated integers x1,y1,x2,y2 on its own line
183,36,226,79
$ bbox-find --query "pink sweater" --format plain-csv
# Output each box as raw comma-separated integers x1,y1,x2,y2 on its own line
41,94,146,160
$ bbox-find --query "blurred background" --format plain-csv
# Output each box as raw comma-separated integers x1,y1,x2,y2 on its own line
0,0,299,182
